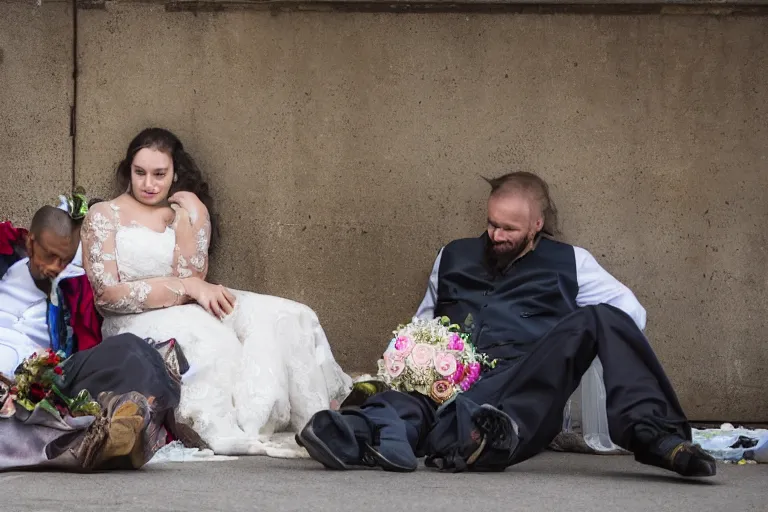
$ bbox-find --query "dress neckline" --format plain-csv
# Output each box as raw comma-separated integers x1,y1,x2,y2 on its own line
109,202,174,236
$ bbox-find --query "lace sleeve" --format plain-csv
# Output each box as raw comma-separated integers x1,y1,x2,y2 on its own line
172,205,211,279
81,203,188,315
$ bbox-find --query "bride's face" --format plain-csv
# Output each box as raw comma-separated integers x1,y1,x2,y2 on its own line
130,148,174,206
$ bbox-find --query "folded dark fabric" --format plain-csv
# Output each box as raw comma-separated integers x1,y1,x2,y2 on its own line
0,333,184,472
59,333,181,413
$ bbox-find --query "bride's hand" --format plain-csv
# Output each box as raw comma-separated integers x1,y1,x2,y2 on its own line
169,191,206,225
184,277,236,319
170,203,191,229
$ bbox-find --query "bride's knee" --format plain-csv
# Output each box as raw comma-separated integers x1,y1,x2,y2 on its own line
229,291,321,321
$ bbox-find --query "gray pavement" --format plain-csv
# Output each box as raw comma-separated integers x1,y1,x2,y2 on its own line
2,452,766,512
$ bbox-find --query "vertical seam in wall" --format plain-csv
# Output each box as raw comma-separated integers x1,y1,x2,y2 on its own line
70,0,78,192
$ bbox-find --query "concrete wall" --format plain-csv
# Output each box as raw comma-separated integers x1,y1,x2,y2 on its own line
0,1,73,226
2,1,767,420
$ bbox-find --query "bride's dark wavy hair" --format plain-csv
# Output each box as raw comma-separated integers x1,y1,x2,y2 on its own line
116,128,219,249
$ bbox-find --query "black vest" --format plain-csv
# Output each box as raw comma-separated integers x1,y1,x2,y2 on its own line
434,235,578,361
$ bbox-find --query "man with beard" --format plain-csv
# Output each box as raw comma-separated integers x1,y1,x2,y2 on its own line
297,171,716,478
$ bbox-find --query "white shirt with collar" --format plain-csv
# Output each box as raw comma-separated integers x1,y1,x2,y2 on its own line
0,198,84,376
412,242,642,452
413,245,647,331
0,258,83,376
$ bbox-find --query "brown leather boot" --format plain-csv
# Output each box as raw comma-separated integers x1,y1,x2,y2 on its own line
96,392,152,469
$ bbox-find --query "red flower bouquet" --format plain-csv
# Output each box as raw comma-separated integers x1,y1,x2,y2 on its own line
8,349,100,419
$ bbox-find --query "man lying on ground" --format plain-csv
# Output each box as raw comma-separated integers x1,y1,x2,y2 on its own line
0,197,181,471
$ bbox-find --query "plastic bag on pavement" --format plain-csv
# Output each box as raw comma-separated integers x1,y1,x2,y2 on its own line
579,357,626,453
147,441,238,464
692,424,768,462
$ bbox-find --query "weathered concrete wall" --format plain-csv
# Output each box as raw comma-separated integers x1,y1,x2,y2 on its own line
74,5,768,421
0,1,73,226
2,1,767,421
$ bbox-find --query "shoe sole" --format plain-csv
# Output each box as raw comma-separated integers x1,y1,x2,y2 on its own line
366,443,418,473
295,425,350,470
296,426,416,472
475,404,519,455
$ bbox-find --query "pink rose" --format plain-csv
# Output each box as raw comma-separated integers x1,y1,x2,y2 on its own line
387,347,406,362
433,352,458,377
409,344,435,367
447,333,464,351
383,350,405,378
394,336,414,356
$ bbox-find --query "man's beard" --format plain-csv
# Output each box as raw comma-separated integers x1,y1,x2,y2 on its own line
484,233,534,272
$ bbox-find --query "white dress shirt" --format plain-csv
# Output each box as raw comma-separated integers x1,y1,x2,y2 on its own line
0,258,49,376
414,245,646,331
0,198,84,376
0,258,84,376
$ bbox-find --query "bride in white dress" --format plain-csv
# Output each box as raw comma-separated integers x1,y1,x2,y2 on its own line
80,128,351,456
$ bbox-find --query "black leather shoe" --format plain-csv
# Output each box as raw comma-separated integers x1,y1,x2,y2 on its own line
296,409,417,472
635,436,717,477
426,403,519,473
362,405,418,472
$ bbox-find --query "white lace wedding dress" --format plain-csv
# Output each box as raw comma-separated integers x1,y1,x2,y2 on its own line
81,202,352,457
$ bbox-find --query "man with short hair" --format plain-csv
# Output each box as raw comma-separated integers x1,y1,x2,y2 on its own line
0,197,182,472
0,201,100,376
298,171,716,478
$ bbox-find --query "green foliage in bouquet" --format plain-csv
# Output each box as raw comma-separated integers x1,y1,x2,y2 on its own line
10,349,101,419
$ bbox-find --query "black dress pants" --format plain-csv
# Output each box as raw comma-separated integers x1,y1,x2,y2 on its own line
357,304,691,470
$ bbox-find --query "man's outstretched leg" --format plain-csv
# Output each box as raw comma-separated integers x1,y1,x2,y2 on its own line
296,390,434,472
425,305,715,477
592,305,715,477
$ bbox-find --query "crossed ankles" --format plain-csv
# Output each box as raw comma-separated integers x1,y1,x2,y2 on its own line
298,403,520,474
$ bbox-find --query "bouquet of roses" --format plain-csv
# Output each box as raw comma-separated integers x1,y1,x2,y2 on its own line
377,317,496,405
7,349,101,419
